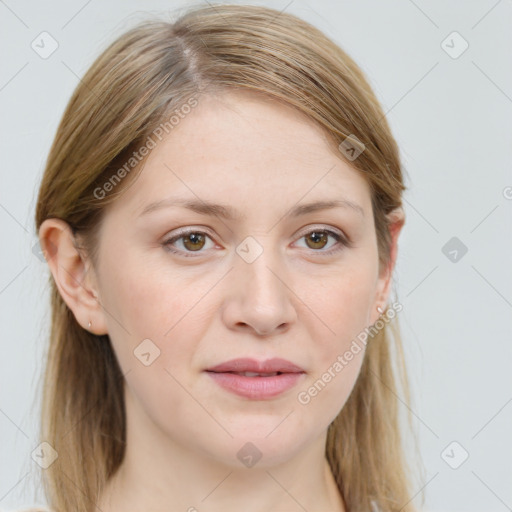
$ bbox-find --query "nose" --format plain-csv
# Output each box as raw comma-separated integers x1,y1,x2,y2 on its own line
221,248,297,337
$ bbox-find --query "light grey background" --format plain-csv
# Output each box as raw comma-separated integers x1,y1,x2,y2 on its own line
1,1,511,511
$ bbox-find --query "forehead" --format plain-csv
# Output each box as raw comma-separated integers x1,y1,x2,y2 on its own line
165,90,340,164
106,90,371,218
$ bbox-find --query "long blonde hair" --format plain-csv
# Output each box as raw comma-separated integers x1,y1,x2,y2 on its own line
34,4,424,511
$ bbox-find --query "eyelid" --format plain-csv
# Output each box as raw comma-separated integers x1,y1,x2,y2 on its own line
295,222,352,244
165,225,215,239
295,224,343,239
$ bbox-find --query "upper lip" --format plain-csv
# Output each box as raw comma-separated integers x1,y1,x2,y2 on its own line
206,358,305,373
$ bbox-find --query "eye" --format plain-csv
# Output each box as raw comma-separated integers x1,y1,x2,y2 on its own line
294,227,350,255
163,229,216,257
163,226,351,258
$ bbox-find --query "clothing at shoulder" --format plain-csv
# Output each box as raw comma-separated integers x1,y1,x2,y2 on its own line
14,508,52,512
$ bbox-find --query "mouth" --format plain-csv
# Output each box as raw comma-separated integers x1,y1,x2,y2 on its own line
204,358,306,400
216,371,284,377
206,357,305,374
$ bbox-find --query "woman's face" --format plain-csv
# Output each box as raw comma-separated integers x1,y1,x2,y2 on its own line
88,90,396,467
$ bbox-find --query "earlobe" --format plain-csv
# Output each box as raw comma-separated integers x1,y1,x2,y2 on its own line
38,219,108,335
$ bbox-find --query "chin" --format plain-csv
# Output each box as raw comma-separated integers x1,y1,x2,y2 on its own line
197,427,312,470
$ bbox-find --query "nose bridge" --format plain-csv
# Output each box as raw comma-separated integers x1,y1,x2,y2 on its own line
226,234,297,335
240,246,284,300
237,232,286,297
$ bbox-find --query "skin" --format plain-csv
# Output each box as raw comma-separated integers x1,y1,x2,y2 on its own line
40,90,404,512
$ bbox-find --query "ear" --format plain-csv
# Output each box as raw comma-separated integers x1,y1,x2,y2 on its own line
370,206,405,324
38,218,108,335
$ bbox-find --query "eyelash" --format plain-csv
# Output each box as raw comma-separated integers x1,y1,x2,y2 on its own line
162,227,352,258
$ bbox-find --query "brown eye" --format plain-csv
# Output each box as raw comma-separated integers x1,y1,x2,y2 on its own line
295,228,349,255
304,231,329,250
182,232,206,251
163,229,215,257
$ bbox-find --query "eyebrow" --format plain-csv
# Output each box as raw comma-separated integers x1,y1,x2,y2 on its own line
139,197,365,220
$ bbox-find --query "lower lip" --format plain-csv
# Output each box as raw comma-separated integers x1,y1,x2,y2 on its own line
205,371,305,399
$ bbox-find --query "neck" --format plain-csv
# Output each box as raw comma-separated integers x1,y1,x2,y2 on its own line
97,387,346,512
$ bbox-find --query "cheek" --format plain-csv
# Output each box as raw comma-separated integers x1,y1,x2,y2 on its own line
97,249,208,375
100,262,208,430
294,263,375,412
100,240,193,330
301,263,377,348
295,352,364,442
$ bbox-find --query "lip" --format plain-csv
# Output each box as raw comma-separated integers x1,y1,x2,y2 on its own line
206,357,305,374
205,358,306,400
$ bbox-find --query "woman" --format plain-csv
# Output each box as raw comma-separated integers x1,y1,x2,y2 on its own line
31,3,424,511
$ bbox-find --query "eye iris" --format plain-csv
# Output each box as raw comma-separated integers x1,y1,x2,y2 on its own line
183,233,205,251
306,231,328,250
